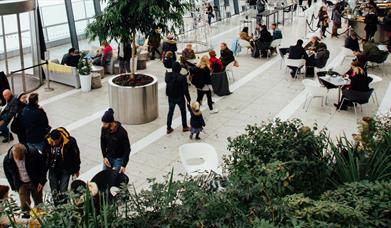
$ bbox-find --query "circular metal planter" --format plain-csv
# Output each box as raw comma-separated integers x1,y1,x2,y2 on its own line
108,74,158,125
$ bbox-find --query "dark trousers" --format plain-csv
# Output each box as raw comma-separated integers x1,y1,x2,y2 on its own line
365,29,376,41
167,97,188,129
196,89,213,110
19,182,43,212
0,123,9,136
49,168,70,193
150,46,161,59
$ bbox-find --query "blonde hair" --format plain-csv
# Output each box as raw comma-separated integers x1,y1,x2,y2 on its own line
191,101,202,116
196,55,210,69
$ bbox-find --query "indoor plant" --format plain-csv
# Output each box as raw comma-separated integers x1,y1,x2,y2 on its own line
86,0,189,124
77,52,92,92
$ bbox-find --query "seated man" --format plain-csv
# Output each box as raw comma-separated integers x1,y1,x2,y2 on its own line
362,39,388,63
271,23,283,40
288,39,308,78
304,36,321,51
344,31,360,52
306,43,330,77
181,43,196,64
255,25,273,58
0,89,18,142
61,48,81,67
92,41,113,66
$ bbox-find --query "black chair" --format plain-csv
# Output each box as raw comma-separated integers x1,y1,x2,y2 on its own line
368,52,389,76
91,170,129,201
339,89,374,118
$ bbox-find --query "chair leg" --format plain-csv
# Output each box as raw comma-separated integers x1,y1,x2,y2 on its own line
303,95,309,110
321,97,324,107
306,97,313,112
373,91,379,106
353,103,357,118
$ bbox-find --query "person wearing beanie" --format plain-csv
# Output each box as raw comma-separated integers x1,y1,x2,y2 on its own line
44,127,80,204
100,108,131,173
165,62,191,134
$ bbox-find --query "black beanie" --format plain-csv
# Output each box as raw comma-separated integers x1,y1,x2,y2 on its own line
172,62,182,73
102,108,115,123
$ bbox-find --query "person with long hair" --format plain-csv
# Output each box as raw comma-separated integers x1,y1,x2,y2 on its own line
191,55,218,113
318,6,330,38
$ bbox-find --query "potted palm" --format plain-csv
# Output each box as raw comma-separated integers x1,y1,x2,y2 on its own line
77,52,92,92
86,0,189,124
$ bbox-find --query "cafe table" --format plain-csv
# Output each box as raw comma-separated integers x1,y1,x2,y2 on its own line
319,75,350,102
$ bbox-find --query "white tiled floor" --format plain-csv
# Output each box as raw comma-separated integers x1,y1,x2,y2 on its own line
1,9,390,194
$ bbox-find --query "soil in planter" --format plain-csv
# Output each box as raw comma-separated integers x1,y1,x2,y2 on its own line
113,74,154,87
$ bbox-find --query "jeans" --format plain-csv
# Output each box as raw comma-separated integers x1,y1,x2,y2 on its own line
197,89,213,110
49,168,71,193
27,142,45,153
103,157,124,171
119,59,130,73
18,182,43,212
167,97,188,129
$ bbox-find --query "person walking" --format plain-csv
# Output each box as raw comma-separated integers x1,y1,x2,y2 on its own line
191,55,218,114
21,93,50,152
206,3,214,25
44,128,80,203
318,6,330,39
3,143,46,217
148,27,162,60
165,62,191,134
100,108,131,173
10,93,27,144
364,8,378,40
188,102,206,140
0,89,18,143
331,3,342,37
118,40,132,73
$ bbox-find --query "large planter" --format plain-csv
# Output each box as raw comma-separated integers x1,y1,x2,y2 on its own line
80,74,92,92
108,74,158,125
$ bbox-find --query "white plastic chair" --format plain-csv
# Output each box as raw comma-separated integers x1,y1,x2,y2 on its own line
225,61,235,81
238,39,252,55
268,39,282,57
285,59,306,79
368,74,383,106
341,47,355,65
302,79,329,111
179,143,221,176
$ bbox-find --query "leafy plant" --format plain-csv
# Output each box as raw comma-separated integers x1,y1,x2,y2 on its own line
86,0,190,79
77,52,91,76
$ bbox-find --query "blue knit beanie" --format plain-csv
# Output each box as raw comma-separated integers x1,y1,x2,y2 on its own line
102,108,114,123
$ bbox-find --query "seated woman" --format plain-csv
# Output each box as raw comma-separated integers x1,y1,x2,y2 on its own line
334,61,373,110
305,43,330,76
181,43,196,61
92,40,113,66
239,27,254,47
345,31,360,52
304,36,321,51
209,50,231,96
209,50,223,73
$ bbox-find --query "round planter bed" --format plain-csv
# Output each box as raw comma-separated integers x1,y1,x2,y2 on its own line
108,73,158,125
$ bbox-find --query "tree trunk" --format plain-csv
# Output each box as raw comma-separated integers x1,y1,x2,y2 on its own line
131,32,136,79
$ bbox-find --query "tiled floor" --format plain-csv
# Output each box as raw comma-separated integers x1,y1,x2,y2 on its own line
1,7,390,194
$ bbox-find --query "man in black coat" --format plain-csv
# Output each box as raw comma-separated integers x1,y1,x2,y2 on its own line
220,42,236,68
288,39,308,78
61,47,80,67
256,25,273,57
3,143,46,215
165,62,191,134
21,93,50,152
101,108,131,174
44,127,80,200
0,89,18,143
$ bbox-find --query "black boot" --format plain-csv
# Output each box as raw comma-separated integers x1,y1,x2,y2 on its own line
2,133,14,143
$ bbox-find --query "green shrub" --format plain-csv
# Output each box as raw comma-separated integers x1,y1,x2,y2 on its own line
226,119,331,197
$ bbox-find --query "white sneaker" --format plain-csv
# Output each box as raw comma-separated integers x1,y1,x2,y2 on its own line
210,109,219,114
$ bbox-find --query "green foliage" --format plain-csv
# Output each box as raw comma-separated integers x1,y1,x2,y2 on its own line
77,52,91,76
226,119,331,197
86,0,190,43
329,116,391,185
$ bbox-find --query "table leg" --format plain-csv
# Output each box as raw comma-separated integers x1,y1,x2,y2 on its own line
266,16,269,29
338,87,341,102
283,10,285,25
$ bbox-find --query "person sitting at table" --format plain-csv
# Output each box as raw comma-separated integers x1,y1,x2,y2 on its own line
239,27,254,48
163,51,176,71
271,23,283,40
288,39,308,78
344,31,360,53
334,61,373,110
220,42,238,69
92,41,113,66
361,38,388,63
305,43,330,77
254,23,262,40
61,48,80,67
304,36,321,51
181,43,196,62
255,25,273,58
209,50,223,73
